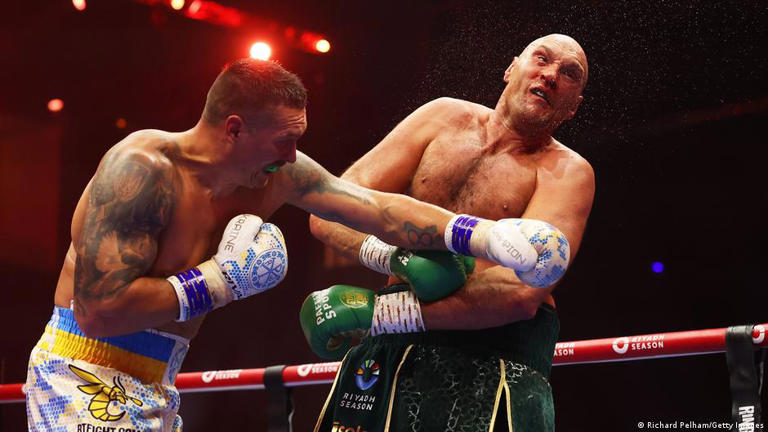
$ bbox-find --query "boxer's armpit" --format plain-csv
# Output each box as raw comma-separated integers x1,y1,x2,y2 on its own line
74,150,176,316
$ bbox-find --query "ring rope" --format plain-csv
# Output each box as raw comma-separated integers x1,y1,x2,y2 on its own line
2,322,765,404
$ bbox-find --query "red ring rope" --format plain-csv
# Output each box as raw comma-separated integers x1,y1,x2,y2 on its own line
2,323,765,404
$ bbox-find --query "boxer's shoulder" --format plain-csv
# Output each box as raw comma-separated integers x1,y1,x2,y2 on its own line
536,140,594,187
542,139,592,171
425,97,485,126
101,130,180,177
86,133,179,217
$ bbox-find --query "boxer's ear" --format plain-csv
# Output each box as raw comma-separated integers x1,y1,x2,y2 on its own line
225,115,244,139
565,95,584,120
503,57,518,83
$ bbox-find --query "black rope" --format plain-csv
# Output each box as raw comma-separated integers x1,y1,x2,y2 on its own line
263,365,293,432
725,325,762,428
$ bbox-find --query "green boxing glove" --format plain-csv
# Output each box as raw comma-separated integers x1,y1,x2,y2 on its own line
359,235,475,302
299,285,375,360
390,249,474,302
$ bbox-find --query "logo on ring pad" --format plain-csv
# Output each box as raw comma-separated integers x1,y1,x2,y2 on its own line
354,359,379,391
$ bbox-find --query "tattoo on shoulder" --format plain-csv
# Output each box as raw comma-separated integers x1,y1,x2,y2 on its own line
74,150,177,314
404,222,442,248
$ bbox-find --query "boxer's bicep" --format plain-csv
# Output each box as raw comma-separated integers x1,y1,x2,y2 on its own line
522,156,595,260
74,150,175,317
344,98,455,191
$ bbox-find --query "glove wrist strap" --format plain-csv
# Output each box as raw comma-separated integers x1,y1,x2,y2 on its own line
167,266,215,322
444,214,488,256
371,290,425,336
197,259,233,308
359,235,395,275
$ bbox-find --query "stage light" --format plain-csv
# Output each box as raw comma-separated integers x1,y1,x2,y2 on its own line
72,0,86,11
116,118,127,129
651,262,665,274
250,42,272,60
187,0,202,15
299,31,330,55
171,0,185,11
315,39,331,53
47,99,64,113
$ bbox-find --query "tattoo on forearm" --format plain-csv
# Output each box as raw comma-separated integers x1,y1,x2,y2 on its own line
404,222,442,248
290,160,372,204
288,157,375,225
74,149,176,316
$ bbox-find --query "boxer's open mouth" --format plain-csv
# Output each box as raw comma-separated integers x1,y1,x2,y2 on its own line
530,88,550,104
263,161,286,173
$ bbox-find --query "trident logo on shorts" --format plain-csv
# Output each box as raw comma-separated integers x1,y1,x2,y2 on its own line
354,359,380,391
68,365,143,421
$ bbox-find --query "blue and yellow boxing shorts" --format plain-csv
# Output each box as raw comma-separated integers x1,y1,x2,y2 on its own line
25,306,189,431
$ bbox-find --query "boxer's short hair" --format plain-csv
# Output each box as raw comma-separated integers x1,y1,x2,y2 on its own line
202,59,307,126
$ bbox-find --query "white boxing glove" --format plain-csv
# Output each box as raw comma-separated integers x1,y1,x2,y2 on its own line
444,215,569,288
167,214,288,321
500,218,570,288
445,214,537,271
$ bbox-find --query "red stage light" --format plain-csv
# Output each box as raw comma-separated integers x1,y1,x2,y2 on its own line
47,99,64,113
72,0,86,11
299,31,330,55
315,39,331,53
249,42,272,60
171,0,185,10
187,0,202,15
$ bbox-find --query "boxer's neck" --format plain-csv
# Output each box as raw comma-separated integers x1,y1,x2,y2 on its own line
174,121,247,197
487,111,554,154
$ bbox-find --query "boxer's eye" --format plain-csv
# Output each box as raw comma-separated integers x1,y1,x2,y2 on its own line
562,68,579,81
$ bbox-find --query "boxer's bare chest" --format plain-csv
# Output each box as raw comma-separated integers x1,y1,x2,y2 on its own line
410,131,539,220
151,172,282,277
149,172,284,336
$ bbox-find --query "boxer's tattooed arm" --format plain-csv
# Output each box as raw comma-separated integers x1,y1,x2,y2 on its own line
403,221,442,248
290,160,372,204
287,153,453,251
286,154,374,223
74,150,175,317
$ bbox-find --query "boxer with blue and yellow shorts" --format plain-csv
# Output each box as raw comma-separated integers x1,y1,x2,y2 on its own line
26,306,189,432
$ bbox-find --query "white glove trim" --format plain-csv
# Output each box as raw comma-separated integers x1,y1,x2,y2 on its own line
167,275,191,322
371,290,425,336
359,235,396,275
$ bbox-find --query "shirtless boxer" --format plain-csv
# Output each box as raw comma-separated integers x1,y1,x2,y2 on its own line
303,34,594,431
25,59,558,431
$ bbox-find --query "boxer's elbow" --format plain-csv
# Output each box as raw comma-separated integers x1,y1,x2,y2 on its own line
514,300,540,321
507,287,554,322
497,292,542,322
74,307,110,338
74,295,124,338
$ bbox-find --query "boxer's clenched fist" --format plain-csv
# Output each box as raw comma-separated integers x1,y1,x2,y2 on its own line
300,285,375,359
445,215,570,288
167,214,288,321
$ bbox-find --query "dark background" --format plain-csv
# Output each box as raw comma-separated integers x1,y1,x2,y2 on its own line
1,0,766,430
